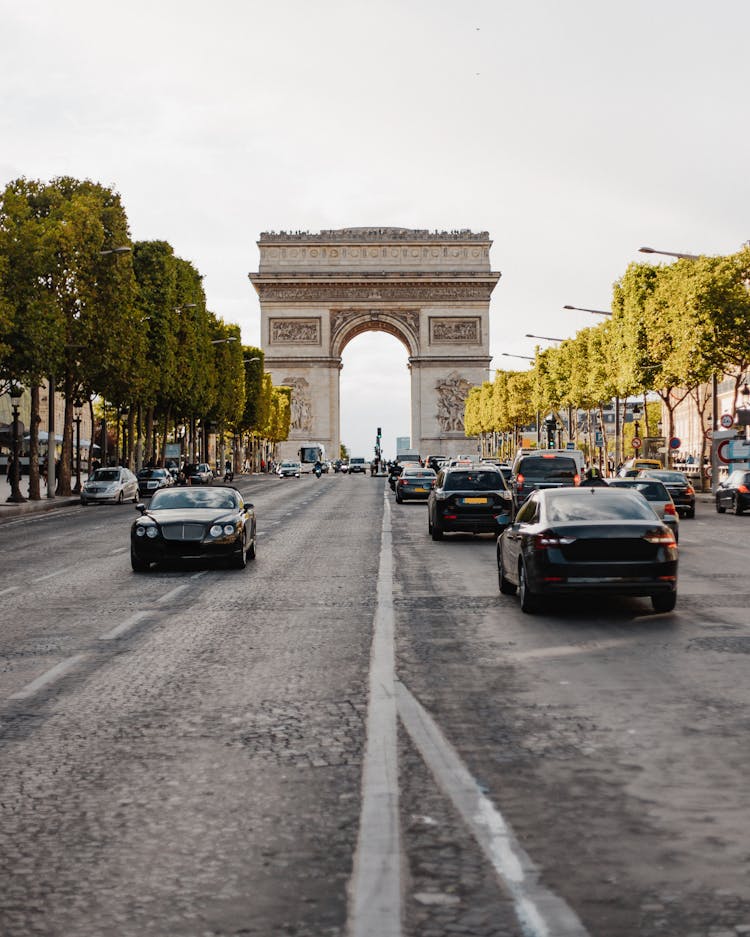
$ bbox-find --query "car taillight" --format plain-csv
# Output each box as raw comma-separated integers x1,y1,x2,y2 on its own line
738,484,750,494
685,485,695,495
534,531,576,550
644,530,676,545
516,473,524,486
397,478,407,486
574,474,581,486
664,502,677,515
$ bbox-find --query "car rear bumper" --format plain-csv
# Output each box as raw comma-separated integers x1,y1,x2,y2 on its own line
528,560,678,597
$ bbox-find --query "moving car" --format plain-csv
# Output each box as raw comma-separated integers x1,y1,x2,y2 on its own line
130,486,256,571
81,467,139,505
136,467,173,497
607,478,679,541
617,458,662,478
394,466,436,502
277,460,302,478
348,457,367,474
715,469,750,515
427,466,514,540
180,463,213,486
638,469,696,518
511,452,580,505
497,487,678,614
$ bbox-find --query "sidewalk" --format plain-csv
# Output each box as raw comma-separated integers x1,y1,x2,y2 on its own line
0,473,80,520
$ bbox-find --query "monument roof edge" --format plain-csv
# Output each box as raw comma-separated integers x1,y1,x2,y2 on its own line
257,227,492,244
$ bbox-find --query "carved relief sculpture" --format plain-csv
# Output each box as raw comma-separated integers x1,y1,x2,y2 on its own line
270,318,321,344
283,377,313,432
436,372,474,433
430,317,481,344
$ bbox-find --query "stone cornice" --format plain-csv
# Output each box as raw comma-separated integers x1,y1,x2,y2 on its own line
250,279,499,303
258,227,490,243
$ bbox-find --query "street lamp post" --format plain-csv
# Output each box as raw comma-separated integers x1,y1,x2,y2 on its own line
73,398,83,493
563,305,612,317
741,384,750,440
7,382,26,503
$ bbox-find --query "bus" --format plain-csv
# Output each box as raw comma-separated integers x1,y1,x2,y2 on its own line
298,443,326,473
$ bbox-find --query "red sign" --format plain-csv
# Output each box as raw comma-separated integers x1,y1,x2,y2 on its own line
717,439,732,464
720,413,734,429
632,437,642,449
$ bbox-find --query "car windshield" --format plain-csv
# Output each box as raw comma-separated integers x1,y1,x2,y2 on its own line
609,480,668,501
91,469,120,482
444,471,502,491
517,457,577,479
545,491,657,522
150,488,239,510
137,469,166,479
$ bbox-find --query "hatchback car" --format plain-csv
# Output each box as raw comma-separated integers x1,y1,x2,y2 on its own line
81,467,139,505
180,463,213,486
277,460,301,478
511,453,580,505
715,470,750,515
638,469,696,518
131,486,256,571
607,478,679,541
394,467,436,503
428,466,514,540
136,467,173,497
617,458,662,478
497,487,678,614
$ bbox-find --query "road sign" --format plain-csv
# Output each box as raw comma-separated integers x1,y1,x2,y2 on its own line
706,428,714,440
717,439,732,464
632,437,642,449
721,413,734,429
669,437,681,449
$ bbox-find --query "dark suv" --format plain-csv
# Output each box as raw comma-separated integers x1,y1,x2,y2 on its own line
511,453,580,505
427,466,514,540
715,470,750,515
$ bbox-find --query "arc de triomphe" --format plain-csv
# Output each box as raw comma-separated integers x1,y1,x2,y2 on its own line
249,227,500,460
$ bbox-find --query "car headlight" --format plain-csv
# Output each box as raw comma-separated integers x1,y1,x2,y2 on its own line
135,526,146,537
146,526,158,539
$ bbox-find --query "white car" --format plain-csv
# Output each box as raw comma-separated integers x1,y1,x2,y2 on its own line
81,467,139,505
277,460,301,478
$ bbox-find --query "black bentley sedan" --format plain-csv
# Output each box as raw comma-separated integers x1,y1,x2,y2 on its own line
497,487,678,614
130,486,256,571
428,465,514,540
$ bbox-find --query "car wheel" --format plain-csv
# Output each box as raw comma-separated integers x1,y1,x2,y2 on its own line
246,536,256,561
80,497,87,506
734,497,744,516
231,537,248,569
497,544,516,595
652,591,677,613
686,507,695,519
716,498,726,514
117,491,124,504
395,492,403,504
430,520,444,541
130,549,150,573
518,561,539,614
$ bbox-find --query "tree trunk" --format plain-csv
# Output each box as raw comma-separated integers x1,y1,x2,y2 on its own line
28,384,41,500
58,372,74,496
145,406,155,465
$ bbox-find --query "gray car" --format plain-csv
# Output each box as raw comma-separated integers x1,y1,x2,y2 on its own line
81,467,139,505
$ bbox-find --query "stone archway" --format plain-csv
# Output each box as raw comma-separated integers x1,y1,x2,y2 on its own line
249,227,500,460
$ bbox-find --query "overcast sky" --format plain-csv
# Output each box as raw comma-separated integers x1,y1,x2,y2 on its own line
2,1,748,459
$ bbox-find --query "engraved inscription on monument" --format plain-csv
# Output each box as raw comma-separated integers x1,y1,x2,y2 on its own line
270,318,321,345
429,317,481,345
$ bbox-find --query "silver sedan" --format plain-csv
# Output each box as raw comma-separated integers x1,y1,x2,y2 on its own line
81,467,140,505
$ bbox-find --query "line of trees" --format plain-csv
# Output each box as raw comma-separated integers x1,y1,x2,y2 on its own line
465,245,750,474
0,175,289,498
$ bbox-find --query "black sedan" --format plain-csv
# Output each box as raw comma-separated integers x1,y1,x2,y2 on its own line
428,466,514,540
136,467,172,497
179,462,213,486
715,469,750,515
638,469,696,518
497,487,678,614
130,486,256,571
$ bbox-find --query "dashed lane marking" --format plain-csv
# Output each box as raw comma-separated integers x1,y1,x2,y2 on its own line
99,611,152,641
507,637,632,661
0,586,18,597
157,584,191,604
9,654,89,701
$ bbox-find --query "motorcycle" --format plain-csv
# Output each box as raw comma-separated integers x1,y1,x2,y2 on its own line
313,464,323,479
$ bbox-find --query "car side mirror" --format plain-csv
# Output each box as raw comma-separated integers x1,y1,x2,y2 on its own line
136,503,146,514
245,502,254,510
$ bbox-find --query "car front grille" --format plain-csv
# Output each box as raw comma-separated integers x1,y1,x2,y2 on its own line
161,523,205,542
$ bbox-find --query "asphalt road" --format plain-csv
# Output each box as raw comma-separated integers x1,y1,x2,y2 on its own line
0,475,749,937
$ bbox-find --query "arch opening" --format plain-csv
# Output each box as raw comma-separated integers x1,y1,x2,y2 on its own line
339,331,410,462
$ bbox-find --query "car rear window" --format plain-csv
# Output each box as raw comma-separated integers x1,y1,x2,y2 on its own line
403,469,435,478
610,480,668,501
546,492,657,522
517,456,578,479
444,471,502,491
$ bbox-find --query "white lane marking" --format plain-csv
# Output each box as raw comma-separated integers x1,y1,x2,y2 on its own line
36,567,73,582
110,546,129,556
348,494,401,937
508,638,632,661
0,586,18,596
190,571,208,580
99,611,151,641
9,654,88,701
396,682,590,937
157,585,191,604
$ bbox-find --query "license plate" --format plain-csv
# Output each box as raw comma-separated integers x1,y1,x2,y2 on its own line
462,497,488,504
413,487,427,492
